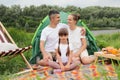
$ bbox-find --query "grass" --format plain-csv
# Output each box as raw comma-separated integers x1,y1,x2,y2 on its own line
0,28,34,79
96,32,120,49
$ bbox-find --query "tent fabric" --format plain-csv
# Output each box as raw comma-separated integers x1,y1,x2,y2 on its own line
29,11,99,64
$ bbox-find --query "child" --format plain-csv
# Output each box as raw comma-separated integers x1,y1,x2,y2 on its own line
48,28,80,71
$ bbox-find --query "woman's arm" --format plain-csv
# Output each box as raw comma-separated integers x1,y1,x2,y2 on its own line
75,28,87,57
78,38,87,53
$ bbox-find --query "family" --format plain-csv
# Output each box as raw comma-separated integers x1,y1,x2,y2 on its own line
36,10,96,71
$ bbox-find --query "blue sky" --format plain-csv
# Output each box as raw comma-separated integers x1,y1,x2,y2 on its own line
0,0,120,8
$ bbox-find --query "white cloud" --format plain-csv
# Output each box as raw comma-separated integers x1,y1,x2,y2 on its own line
0,0,120,8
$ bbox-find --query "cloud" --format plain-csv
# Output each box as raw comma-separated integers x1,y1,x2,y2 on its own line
0,0,120,8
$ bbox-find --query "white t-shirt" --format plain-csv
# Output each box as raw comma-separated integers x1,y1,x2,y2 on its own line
40,23,68,52
55,43,73,63
68,27,85,53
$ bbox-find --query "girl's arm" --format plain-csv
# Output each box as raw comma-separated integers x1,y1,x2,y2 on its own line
55,49,64,67
66,51,72,66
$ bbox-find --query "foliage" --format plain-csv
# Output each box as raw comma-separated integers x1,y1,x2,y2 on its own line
0,28,34,78
96,32,120,49
0,4,120,32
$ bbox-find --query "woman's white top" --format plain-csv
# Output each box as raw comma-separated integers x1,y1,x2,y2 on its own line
68,27,85,53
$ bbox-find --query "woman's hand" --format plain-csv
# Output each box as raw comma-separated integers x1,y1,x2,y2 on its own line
74,52,80,58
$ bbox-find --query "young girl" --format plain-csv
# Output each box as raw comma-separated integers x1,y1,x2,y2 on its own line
48,28,80,71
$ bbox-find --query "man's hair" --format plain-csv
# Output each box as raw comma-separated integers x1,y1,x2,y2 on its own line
49,10,59,19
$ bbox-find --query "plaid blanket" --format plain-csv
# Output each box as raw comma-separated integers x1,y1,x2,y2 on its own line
15,64,118,80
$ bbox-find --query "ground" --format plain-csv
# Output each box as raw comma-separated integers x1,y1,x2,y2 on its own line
12,63,118,80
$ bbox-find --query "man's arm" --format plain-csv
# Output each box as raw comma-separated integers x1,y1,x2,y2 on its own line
40,40,49,60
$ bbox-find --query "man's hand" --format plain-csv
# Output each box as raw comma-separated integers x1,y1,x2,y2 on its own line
43,53,50,61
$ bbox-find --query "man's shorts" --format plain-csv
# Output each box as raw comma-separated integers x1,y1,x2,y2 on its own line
47,52,56,61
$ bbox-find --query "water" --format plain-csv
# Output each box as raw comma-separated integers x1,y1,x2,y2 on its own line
91,29,120,36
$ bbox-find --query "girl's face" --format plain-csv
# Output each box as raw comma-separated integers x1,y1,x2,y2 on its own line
59,35,68,42
67,15,76,26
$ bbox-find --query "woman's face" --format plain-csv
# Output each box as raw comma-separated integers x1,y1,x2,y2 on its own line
67,15,76,26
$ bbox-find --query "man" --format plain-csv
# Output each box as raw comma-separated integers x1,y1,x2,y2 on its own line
38,10,68,66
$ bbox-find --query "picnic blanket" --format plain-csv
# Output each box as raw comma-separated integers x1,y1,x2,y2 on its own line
13,64,118,80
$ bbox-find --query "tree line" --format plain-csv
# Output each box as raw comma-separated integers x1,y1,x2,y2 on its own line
0,4,120,32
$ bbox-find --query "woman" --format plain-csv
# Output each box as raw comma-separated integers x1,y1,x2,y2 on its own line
67,14,96,64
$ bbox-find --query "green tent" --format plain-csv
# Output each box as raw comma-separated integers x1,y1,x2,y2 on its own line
29,11,99,64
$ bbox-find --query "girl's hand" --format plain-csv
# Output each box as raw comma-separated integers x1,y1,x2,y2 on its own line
60,65,65,71
65,64,70,69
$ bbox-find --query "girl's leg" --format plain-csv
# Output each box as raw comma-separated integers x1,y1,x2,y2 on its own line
48,61,61,69
69,60,80,70
65,60,80,71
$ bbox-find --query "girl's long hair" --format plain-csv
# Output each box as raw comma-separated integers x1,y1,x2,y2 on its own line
58,28,70,56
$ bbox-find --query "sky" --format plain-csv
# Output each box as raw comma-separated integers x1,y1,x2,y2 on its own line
0,0,120,8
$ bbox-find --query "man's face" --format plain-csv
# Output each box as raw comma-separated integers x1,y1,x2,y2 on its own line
51,14,60,24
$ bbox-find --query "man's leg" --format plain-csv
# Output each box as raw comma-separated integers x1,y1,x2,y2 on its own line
48,61,60,69
37,53,53,66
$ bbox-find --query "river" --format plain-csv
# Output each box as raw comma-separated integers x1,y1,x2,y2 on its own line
91,29,120,36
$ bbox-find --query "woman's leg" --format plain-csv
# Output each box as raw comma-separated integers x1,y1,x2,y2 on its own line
80,49,96,64
81,55,96,64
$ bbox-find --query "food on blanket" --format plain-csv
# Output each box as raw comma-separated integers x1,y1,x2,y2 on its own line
71,70,78,74
108,49,118,55
118,48,120,53
115,53,120,57
44,71,49,76
102,46,114,54
102,46,119,55
89,64,96,69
